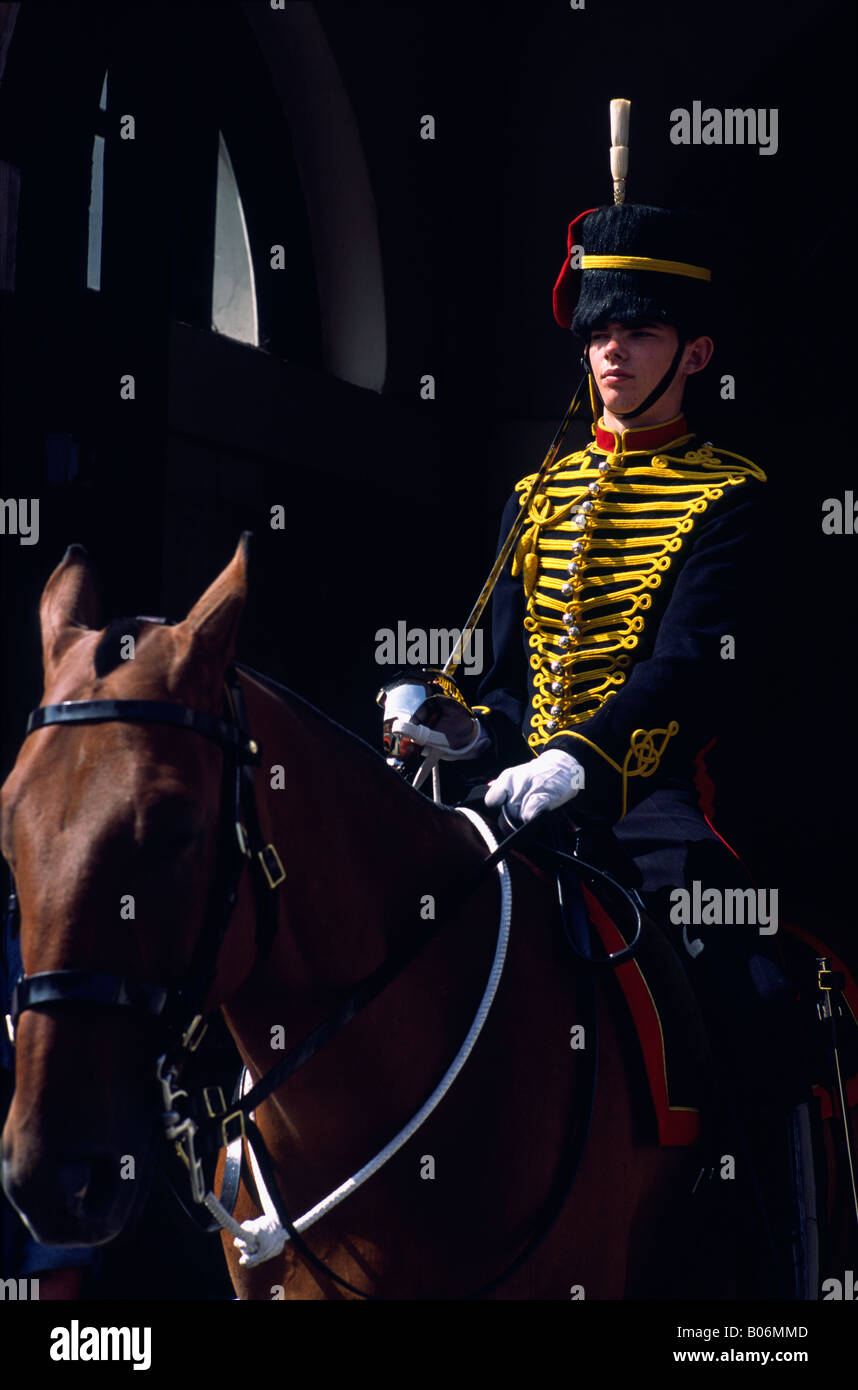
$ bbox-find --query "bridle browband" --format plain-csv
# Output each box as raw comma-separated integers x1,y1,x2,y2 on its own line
25,698,260,760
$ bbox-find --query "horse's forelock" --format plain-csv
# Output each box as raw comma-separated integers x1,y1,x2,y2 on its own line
93,618,143,678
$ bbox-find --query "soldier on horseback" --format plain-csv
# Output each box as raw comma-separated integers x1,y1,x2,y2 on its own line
379,110,826,1298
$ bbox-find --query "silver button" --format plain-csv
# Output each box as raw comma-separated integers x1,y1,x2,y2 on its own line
563,612,576,625
551,681,562,693
546,719,558,731
588,481,600,494
567,561,579,575
561,582,573,596
572,541,584,554
598,460,610,474
558,637,570,649
581,500,594,513
550,661,561,673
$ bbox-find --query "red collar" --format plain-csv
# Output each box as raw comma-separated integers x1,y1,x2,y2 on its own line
594,414,690,454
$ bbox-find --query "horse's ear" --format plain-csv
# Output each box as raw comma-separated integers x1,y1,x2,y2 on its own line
179,533,250,670
40,544,102,674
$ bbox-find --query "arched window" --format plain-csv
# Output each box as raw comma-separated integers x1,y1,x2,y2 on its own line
75,16,319,362
211,131,259,346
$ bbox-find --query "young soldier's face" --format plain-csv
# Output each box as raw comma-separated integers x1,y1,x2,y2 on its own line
587,320,681,415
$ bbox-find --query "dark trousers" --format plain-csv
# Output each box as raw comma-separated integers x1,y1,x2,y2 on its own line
614,788,816,1297
612,786,809,1107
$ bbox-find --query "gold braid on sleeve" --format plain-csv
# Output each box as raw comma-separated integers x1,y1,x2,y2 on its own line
620,722,680,816
550,720,679,819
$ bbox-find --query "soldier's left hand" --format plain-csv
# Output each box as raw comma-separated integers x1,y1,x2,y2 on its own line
484,748,585,823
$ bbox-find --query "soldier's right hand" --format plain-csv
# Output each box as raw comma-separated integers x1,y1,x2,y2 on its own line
393,694,490,761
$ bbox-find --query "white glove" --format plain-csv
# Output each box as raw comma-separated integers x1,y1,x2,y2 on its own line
484,747,585,823
393,718,490,761
233,1213,286,1267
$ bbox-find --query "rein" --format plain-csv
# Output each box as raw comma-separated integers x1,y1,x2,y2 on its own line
7,660,644,1298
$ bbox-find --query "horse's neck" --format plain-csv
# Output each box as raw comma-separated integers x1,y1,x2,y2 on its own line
243,674,484,996
225,674,512,1191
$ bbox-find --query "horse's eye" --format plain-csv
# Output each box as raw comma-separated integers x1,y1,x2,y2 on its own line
158,828,198,855
142,810,202,859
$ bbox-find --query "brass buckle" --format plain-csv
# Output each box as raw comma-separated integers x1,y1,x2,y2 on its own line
203,1086,245,1146
221,1109,246,1148
259,844,286,890
181,1014,208,1053
203,1085,227,1119
816,958,845,1022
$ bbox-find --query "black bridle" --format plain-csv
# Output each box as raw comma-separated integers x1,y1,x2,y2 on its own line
8,665,284,1045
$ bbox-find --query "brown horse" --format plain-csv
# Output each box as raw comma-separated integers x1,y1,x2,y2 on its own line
2,538,752,1299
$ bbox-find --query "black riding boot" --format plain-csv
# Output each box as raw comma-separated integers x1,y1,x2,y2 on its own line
644,868,815,1300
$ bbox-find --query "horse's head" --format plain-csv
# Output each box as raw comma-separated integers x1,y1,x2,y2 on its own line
1,537,250,1245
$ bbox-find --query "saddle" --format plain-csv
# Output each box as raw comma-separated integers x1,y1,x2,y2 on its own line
466,801,715,1145
475,802,858,1154
574,836,858,1155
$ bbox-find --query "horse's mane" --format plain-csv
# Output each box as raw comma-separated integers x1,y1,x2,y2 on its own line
85,621,463,822
235,662,464,821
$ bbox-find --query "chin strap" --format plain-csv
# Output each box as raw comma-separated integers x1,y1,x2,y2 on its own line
584,354,600,435
584,339,686,421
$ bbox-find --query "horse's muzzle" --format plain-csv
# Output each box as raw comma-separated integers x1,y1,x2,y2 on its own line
1,1144,143,1247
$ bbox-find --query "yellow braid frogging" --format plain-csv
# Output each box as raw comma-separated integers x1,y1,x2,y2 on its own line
516,437,765,751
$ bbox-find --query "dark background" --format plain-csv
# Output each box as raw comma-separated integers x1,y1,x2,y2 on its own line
0,0,855,1301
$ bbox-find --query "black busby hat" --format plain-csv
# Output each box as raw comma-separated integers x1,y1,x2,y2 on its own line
553,204,714,341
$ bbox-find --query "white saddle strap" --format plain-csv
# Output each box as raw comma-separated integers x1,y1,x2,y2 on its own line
226,806,512,1265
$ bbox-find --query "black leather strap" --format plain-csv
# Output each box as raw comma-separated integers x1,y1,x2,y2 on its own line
11,970,168,1022
584,339,686,421
217,1068,253,1220
225,669,281,963
225,814,540,1123
26,700,260,764
608,339,686,419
